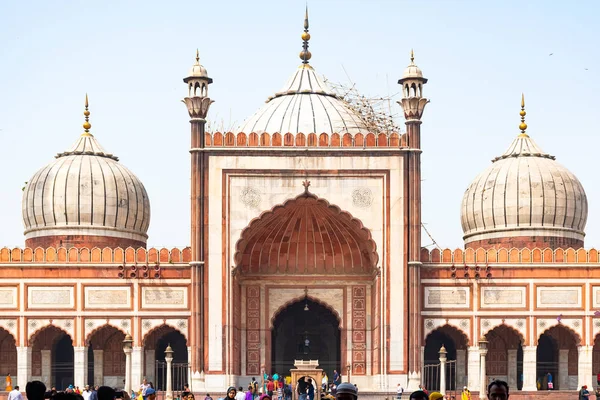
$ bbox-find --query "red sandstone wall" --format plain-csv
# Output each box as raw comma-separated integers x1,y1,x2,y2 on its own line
26,235,145,250
420,246,599,264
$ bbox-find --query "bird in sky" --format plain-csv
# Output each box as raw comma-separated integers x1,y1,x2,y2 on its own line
549,53,553,56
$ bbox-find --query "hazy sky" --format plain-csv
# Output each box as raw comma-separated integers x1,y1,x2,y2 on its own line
1,0,598,249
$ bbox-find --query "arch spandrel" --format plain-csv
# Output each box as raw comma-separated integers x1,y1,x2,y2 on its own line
27,319,75,345
535,318,582,345
141,321,189,346
270,292,342,329
423,320,470,347
29,324,74,347
480,319,527,345
84,321,129,344
234,191,379,276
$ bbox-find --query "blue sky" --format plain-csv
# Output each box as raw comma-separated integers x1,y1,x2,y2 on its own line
0,0,598,248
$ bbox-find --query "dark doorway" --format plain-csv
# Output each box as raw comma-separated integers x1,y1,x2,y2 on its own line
271,299,340,379
53,334,74,389
537,334,558,389
155,330,188,390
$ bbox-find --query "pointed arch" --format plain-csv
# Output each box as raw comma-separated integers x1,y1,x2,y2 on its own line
85,323,128,345
424,324,469,348
142,323,188,347
482,322,525,345
270,295,342,329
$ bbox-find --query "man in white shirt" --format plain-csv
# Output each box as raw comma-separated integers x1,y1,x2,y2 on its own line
8,386,23,400
235,387,245,400
82,385,92,400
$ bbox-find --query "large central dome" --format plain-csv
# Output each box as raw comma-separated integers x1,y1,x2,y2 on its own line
237,10,370,135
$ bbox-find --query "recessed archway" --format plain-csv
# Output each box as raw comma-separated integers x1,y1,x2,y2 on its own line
537,325,579,390
31,325,74,389
485,325,523,390
87,325,126,386
0,328,17,379
143,325,188,391
271,299,340,379
423,325,468,392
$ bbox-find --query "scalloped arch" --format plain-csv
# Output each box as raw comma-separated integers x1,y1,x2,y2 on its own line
482,323,525,345
0,326,17,344
537,322,581,346
142,323,188,345
270,295,342,329
29,324,73,346
85,323,128,344
234,191,379,275
425,323,470,347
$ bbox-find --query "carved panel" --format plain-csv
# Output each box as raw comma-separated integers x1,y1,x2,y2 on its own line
352,286,366,375
246,285,261,375
423,318,470,344
0,287,18,309
84,287,131,309
27,287,74,309
141,319,188,342
537,287,581,308
480,287,526,308
424,287,470,308
592,287,600,309
27,319,75,341
84,319,129,341
268,288,343,326
141,287,188,309
0,319,18,341
479,319,527,342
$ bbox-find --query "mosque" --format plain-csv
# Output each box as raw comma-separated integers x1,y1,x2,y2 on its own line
0,9,598,398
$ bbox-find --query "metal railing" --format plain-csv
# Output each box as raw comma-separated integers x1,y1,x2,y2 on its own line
423,360,459,396
155,361,190,395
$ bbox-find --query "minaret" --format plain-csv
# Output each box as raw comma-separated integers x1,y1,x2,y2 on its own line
397,50,429,389
183,50,214,378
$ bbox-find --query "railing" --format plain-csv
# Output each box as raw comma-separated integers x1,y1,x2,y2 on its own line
155,361,190,395
423,360,459,397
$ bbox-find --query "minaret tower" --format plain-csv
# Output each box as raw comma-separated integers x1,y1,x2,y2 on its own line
397,50,429,389
183,50,214,378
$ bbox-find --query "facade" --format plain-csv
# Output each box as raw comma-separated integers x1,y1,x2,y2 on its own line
0,10,599,396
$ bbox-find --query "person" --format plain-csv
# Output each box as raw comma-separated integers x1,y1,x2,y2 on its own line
579,385,590,400
227,387,237,400
140,379,150,400
307,380,314,400
89,386,99,400
82,386,92,400
283,384,292,400
396,383,404,400
276,382,283,400
246,386,254,400
267,380,275,397
6,374,13,392
297,379,307,400
546,372,553,390
321,375,328,392
182,384,191,400
418,386,428,396
408,391,428,400
251,378,259,400
428,393,443,400
205,394,213,400
333,383,356,400
597,372,600,387
145,385,156,400
236,387,246,400
333,371,340,386
97,387,117,400
26,381,47,400
487,380,509,400
8,385,23,400
461,386,470,400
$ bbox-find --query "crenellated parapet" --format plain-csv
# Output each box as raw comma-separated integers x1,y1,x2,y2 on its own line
200,131,407,148
421,246,600,264
0,246,191,264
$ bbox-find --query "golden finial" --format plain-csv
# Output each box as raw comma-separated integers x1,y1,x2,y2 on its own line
410,49,414,63
519,93,528,136
82,94,92,136
196,49,200,63
299,6,312,64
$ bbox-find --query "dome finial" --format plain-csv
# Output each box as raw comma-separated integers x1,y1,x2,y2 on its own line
519,93,528,137
196,48,200,63
82,94,92,136
410,49,414,63
299,5,312,64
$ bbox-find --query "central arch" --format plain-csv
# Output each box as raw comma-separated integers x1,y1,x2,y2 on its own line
271,299,341,379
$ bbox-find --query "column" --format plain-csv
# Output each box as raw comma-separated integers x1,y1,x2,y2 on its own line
124,347,133,393
456,349,467,389
17,347,32,388
467,347,480,392
521,346,537,391
578,345,593,390
480,347,488,400
74,347,88,388
165,346,174,400
41,350,51,388
132,347,144,390
93,350,104,386
507,349,517,390
439,346,447,395
145,350,156,384
558,349,569,389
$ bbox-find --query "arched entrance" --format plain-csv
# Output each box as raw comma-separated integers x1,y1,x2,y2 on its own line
424,325,468,391
592,333,600,382
87,325,126,386
31,326,74,389
537,325,579,390
485,325,523,390
0,328,17,380
143,325,188,391
271,299,340,379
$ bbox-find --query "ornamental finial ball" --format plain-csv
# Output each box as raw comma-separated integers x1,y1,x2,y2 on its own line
520,110,526,117
83,121,91,130
299,51,312,61
519,122,528,131
302,32,311,41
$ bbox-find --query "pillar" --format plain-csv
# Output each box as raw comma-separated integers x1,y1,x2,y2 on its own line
16,347,31,388
480,347,488,400
41,349,51,388
124,347,133,394
507,349,517,390
558,349,569,389
521,346,537,391
467,346,480,392
439,346,447,395
165,346,174,400
74,346,88,389
93,350,104,386
132,347,144,390
456,349,467,389
145,350,156,384
578,345,593,390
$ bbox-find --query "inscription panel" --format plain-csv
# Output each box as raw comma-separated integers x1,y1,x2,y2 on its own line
424,287,470,309
27,286,74,309
593,287,600,308
481,287,526,308
141,287,188,309
537,286,581,309
84,287,131,309
0,287,18,309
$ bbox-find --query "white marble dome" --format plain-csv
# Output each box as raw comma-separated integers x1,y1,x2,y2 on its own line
461,133,588,245
237,64,370,135
22,133,151,245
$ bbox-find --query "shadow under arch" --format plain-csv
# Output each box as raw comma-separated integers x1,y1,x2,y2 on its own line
270,295,342,329
423,324,469,392
0,327,17,378
536,323,580,390
484,324,524,390
30,325,74,389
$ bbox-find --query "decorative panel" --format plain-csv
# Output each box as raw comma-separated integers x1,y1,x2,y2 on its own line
141,287,188,309
246,285,261,375
0,287,18,309
424,287,470,309
84,287,131,309
27,287,74,309
536,287,581,309
268,287,343,326
352,286,366,375
480,287,526,308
